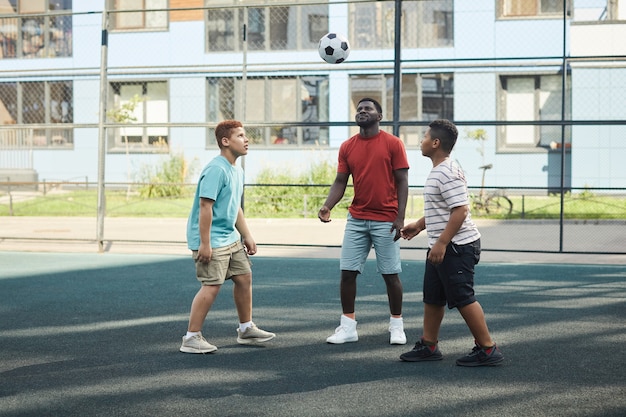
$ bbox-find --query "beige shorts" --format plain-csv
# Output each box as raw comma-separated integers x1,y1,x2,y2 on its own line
192,240,252,285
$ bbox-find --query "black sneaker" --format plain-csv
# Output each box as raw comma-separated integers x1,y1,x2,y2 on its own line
456,343,504,367
400,339,443,362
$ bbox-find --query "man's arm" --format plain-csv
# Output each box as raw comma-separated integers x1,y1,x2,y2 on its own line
318,172,349,223
391,168,409,239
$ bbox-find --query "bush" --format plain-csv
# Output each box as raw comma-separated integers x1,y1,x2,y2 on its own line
244,160,353,218
136,153,198,198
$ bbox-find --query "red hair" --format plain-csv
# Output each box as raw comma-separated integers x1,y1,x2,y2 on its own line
215,120,243,148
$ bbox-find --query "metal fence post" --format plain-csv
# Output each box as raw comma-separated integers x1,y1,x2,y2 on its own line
96,8,109,253
7,177,13,216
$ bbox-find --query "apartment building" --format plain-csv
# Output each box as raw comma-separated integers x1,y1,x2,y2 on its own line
1,0,625,190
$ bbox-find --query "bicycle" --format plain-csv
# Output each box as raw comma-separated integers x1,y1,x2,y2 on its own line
470,163,513,216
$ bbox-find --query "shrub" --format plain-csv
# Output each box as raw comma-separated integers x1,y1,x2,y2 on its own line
136,153,198,198
244,160,353,218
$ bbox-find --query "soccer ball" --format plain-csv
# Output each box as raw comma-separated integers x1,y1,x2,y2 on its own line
318,33,350,64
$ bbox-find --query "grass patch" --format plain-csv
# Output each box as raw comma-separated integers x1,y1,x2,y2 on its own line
1,188,625,220
0,189,194,218
509,194,626,220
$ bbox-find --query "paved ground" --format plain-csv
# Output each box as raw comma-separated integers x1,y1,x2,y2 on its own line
0,252,625,417
0,216,624,264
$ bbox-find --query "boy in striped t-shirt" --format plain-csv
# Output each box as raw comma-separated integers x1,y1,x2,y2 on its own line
399,119,503,367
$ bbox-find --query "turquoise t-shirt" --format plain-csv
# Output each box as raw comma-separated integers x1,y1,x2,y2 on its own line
186,155,243,250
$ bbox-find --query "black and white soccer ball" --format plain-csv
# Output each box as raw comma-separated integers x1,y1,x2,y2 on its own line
318,33,350,64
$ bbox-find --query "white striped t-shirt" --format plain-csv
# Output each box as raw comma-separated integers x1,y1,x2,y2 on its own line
424,158,480,247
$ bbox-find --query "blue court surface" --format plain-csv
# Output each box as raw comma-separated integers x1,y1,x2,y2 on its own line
0,252,625,417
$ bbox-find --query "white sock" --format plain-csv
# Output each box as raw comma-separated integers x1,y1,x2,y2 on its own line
185,331,200,339
239,321,253,332
390,317,403,326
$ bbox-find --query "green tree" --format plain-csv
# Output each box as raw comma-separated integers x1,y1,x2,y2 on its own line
464,128,488,166
106,94,144,200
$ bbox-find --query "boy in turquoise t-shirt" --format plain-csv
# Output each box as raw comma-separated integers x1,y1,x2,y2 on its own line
180,120,275,354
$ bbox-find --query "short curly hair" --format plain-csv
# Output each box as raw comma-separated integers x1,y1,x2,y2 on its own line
215,120,243,149
358,97,383,114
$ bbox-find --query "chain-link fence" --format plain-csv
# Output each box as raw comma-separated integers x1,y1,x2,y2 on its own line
1,181,624,254
0,0,625,254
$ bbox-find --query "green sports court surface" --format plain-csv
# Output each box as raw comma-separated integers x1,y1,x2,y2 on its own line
0,252,624,417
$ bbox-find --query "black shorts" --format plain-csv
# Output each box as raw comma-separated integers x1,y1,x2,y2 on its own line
423,239,481,309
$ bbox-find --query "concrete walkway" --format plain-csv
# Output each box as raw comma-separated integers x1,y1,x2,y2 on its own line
0,216,624,264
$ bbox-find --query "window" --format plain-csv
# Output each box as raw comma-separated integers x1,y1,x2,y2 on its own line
0,80,73,147
498,0,570,18
107,81,169,153
206,1,327,52
349,73,453,146
421,74,454,121
497,74,571,152
573,0,625,21
0,0,72,59
206,8,235,51
109,0,168,31
350,0,453,49
207,75,329,146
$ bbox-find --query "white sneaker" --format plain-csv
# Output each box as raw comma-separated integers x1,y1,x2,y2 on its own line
180,332,218,354
389,319,407,345
326,315,358,344
236,323,276,345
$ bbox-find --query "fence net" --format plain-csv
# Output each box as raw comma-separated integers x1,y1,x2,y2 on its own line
0,0,625,255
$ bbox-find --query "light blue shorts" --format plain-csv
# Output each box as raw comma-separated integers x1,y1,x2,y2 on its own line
340,213,402,275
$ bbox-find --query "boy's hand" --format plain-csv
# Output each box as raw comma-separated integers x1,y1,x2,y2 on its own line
428,241,446,265
400,222,422,240
197,243,212,263
243,236,257,255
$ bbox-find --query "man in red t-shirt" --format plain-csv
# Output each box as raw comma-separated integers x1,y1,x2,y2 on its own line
318,97,410,345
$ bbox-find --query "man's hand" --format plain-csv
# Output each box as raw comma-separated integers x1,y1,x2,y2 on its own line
318,205,331,223
390,220,404,241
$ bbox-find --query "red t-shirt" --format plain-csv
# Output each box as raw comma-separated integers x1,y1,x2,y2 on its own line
337,130,409,222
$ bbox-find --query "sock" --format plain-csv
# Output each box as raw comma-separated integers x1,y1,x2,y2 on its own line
185,331,200,339
341,314,356,322
421,337,437,346
390,317,403,326
239,321,253,333
476,340,495,351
